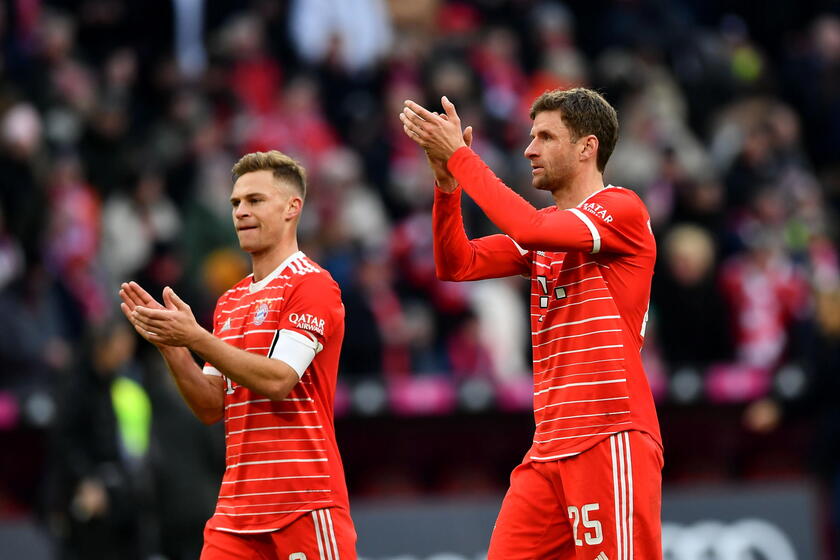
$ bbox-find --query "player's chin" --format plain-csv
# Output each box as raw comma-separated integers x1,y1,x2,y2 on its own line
237,237,260,252
532,177,551,191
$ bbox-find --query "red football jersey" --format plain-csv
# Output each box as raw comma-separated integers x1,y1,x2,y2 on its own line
435,147,661,460
201,251,350,533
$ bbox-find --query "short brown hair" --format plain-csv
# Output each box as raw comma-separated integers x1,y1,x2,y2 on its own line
529,88,619,172
231,150,307,199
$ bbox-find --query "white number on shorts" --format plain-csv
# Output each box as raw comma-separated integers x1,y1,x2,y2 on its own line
289,554,307,560
568,503,603,546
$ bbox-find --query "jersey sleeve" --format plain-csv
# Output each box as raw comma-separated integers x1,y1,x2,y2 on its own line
446,147,651,255
570,188,653,255
270,273,341,366
433,184,531,281
203,299,224,377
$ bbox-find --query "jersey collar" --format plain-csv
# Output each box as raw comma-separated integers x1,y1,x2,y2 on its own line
249,250,305,294
577,184,616,207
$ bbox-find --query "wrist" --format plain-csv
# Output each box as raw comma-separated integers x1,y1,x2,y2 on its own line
435,177,458,193
188,327,214,353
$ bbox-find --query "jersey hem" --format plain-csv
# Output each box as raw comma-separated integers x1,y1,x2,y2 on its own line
528,426,661,463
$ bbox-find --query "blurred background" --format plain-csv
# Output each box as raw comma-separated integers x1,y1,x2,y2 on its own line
0,0,838,558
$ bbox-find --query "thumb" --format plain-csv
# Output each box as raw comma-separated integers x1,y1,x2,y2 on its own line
441,96,459,122
463,125,473,147
163,286,186,310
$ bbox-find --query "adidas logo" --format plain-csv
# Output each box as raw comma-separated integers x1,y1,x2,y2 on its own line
595,552,609,560
220,318,232,331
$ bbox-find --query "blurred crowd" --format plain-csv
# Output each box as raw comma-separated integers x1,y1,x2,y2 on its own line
1,0,839,557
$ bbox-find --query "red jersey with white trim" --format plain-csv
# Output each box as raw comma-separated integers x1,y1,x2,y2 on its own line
434,147,661,461
201,251,350,533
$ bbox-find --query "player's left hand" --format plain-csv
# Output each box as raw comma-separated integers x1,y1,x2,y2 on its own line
401,96,467,162
131,286,204,347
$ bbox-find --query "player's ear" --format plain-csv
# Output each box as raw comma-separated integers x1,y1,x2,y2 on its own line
285,195,303,221
579,134,599,164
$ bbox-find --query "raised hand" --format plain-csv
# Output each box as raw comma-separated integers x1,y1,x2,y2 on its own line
120,281,169,347
130,286,205,348
400,96,468,163
401,98,473,193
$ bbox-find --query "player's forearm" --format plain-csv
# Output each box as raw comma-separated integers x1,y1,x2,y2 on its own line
433,186,473,280
189,329,299,401
158,345,224,424
446,147,587,251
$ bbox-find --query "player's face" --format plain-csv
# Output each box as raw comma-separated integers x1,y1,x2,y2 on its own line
230,170,300,254
524,110,582,191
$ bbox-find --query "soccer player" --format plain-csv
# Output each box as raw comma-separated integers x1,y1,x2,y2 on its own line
400,89,663,559
119,151,356,559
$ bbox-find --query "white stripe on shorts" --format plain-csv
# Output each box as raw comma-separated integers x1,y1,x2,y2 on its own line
312,510,326,560
610,432,634,560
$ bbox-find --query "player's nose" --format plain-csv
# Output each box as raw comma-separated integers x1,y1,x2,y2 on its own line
524,139,538,159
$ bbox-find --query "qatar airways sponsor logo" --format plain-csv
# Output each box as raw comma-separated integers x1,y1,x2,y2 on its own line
288,312,325,335
580,202,613,223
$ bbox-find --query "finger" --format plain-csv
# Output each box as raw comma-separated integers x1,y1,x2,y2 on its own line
162,287,176,310
119,289,136,312
401,107,428,130
133,306,171,321
464,125,473,147
128,282,161,308
399,115,424,143
132,311,167,331
164,287,189,311
120,302,136,322
130,321,157,342
441,96,460,122
404,100,439,123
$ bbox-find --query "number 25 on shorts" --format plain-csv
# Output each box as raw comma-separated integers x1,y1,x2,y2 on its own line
567,503,603,546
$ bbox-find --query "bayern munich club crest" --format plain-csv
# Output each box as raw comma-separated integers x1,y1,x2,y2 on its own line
253,302,270,325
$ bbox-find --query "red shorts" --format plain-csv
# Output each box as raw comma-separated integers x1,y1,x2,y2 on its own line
488,430,663,560
201,507,356,560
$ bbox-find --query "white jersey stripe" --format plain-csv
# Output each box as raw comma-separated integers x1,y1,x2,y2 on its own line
543,295,616,313
225,410,318,421
537,420,631,435
534,345,624,364
533,430,621,444
534,378,626,396
534,396,629,414
535,369,625,385
569,208,601,254
216,499,330,509
219,489,330,499
226,399,271,408
535,357,624,375
221,474,329,484
536,410,630,427
226,438,326,449
217,505,331,517
528,451,580,460
533,315,620,335
230,449,326,460
226,425,323,436
227,458,328,469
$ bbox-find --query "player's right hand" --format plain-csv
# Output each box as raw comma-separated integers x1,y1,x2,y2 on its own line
427,116,472,193
119,281,171,347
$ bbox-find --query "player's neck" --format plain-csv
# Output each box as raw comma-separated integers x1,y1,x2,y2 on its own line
250,238,300,282
551,168,605,210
